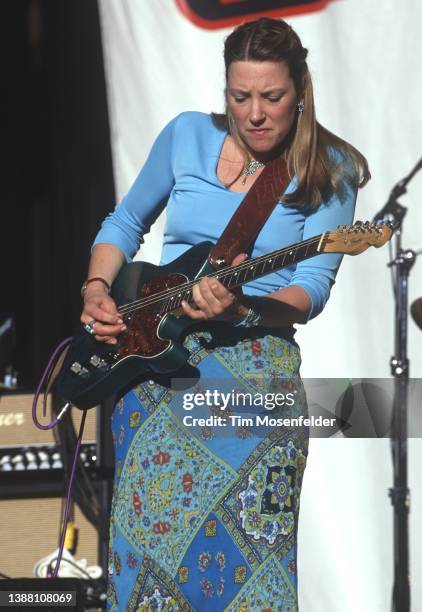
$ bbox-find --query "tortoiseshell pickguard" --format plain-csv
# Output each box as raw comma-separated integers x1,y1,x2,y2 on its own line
117,273,188,359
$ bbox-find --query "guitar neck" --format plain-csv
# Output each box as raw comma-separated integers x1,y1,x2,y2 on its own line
152,234,324,314
115,221,393,319
208,234,324,291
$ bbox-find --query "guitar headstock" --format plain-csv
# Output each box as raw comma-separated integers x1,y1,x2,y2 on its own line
321,221,393,255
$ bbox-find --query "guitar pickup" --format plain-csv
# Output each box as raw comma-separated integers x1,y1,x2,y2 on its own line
70,361,82,374
90,355,108,368
70,361,89,377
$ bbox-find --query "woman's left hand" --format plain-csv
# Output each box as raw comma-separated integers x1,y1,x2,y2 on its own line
181,253,248,322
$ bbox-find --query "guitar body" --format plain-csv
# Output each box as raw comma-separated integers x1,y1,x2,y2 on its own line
54,242,215,409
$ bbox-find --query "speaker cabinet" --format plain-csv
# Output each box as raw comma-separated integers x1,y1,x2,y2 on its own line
0,498,99,579
0,393,100,579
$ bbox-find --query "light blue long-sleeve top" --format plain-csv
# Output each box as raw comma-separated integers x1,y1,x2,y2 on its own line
93,112,357,320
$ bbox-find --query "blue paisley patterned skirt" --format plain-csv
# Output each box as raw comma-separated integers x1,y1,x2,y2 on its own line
107,326,308,611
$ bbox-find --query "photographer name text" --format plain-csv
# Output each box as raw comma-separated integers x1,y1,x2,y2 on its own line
183,414,336,427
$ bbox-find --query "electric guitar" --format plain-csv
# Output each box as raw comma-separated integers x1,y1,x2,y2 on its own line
54,221,393,409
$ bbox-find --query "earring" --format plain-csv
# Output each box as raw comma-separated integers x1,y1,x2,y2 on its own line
297,101,304,113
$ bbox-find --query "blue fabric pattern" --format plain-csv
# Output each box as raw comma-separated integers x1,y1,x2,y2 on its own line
107,331,308,611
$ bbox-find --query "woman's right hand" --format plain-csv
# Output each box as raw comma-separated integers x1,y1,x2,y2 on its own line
81,286,126,345
80,244,127,344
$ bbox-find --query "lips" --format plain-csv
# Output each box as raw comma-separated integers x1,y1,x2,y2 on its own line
248,129,270,137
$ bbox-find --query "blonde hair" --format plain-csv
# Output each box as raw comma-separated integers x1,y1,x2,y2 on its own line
213,18,370,209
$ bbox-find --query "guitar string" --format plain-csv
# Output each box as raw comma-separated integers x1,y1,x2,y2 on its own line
116,223,384,316
116,235,324,316
116,234,323,317
115,221,386,317
116,235,322,316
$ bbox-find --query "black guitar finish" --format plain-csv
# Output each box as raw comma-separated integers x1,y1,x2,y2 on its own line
54,243,214,409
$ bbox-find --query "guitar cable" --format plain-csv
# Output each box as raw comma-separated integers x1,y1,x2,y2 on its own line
32,336,87,578
32,336,74,430
54,413,106,536
49,409,86,578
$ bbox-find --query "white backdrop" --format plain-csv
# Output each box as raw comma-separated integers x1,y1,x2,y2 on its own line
98,1,422,609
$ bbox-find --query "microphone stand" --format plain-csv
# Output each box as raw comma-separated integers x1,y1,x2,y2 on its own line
373,157,422,612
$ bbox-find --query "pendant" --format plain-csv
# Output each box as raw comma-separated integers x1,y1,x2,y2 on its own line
242,160,265,185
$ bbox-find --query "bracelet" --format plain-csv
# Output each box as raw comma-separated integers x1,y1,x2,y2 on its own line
81,277,111,297
234,307,263,328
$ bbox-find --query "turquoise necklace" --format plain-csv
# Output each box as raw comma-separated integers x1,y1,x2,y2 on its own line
242,160,265,185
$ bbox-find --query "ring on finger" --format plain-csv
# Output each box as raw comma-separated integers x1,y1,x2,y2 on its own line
84,319,96,335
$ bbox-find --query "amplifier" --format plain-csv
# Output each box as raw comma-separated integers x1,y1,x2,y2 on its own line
0,394,101,579
0,393,104,499
0,393,96,447
0,497,100,581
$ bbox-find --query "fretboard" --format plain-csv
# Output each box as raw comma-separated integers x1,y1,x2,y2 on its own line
121,234,324,317
210,234,323,292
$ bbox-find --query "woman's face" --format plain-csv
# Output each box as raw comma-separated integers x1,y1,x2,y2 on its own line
226,60,298,160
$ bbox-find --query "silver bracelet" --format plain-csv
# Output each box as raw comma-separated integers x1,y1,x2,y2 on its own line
235,307,263,328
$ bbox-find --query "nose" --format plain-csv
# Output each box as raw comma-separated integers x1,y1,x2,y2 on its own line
249,99,266,125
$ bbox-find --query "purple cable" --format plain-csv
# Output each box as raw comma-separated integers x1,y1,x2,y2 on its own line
32,337,73,430
49,409,87,578
31,335,85,579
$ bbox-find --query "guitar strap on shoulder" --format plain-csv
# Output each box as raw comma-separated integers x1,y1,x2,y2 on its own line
208,156,290,269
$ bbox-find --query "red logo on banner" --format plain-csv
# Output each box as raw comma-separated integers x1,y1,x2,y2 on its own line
176,0,333,30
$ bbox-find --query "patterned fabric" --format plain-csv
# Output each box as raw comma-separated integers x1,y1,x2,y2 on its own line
107,329,308,611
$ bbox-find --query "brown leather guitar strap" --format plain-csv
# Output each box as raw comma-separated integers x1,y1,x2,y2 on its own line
208,156,290,269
